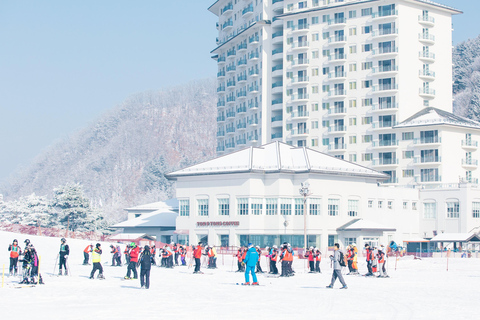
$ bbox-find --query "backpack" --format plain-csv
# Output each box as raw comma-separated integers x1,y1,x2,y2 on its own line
339,251,346,267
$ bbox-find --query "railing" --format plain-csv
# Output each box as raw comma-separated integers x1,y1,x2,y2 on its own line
216,131,225,137
272,30,283,38
242,5,254,16
291,129,309,135
272,48,283,55
225,142,235,149
217,101,226,107
248,101,259,109
237,74,247,82
415,156,441,163
292,58,309,66
272,115,283,122
248,51,259,59
226,65,236,72
271,132,283,139
372,66,398,73
373,47,398,55
226,112,235,118
272,81,283,88
291,93,309,100
328,72,346,78
419,88,436,96
237,58,247,66
373,84,398,92
236,90,247,98
328,53,347,61
217,56,226,63
272,65,283,72
237,106,247,113
237,138,247,145
372,9,398,18
462,159,479,166
221,3,233,15
372,102,398,111
328,89,347,96
248,85,259,92
462,140,478,147
418,15,435,24
236,122,247,129
216,146,225,152
373,158,399,165
373,121,398,129
226,80,236,87
222,20,233,29
216,116,225,122
217,71,226,77
419,70,435,78
329,35,347,43
327,17,347,25
328,125,347,132
373,28,398,37
372,140,399,147
227,48,236,57
328,144,347,150
328,107,346,115
418,33,435,42
272,98,283,105
248,118,259,125
226,127,235,133
419,52,435,59
249,35,260,43
248,68,260,76
382,177,398,184
227,96,235,102
291,23,309,31
413,137,441,144
291,111,309,118
237,43,247,51
217,86,225,92
248,134,259,141
291,41,309,49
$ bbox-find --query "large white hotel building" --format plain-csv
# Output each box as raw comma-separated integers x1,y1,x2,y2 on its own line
209,0,480,187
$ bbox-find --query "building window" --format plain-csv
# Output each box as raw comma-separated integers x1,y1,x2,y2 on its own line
348,199,359,217
362,25,372,34
312,51,319,59
349,154,357,162
311,138,318,147
403,151,414,159
328,199,339,216
362,44,372,52
349,99,357,108
361,62,372,70
446,201,459,218
251,198,263,215
349,45,357,54
266,198,278,215
473,202,480,218
349,82,357,90
312,86,319,93
349,10,356,18
349,63,357,72
412,202,417,210
345,237,356,246
362,153,372,161
295,198,304,215
198,199,209,216
362,117,372,125
403,169,414,177
311,121,319,129
312,103,319,111
402,132,414,140
312,16,319,24
368,200,373,208
312,68,319,76
280,198,292,215
312,33,319,41
322,138,329,146
388,201,393,209
349,28,357,36
237,198,249,215
424,202,436,219
378,201,383,209
362,135,372,143
309,198,321,215
349,117,357,126
361,8,372,16
218,198,230,216
403,201,408,209
179,199,190,216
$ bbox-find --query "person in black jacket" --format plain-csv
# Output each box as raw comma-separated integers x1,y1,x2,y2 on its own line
59,238,70,275
139,245,152,289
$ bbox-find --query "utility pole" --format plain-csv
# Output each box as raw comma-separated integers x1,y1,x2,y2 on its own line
299,182,311,253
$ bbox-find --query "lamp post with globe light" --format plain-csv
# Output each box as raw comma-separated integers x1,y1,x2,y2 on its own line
299,182,311,253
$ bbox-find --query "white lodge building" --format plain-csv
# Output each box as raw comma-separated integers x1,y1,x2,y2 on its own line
167,142,420,249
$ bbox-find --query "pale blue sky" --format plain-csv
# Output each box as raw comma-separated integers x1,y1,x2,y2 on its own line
0,0,477,183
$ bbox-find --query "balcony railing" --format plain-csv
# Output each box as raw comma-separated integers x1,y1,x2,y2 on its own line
272,64,283,72
418,33,435,42
248,101,259,109
291,41,309,49
249,35,260,43
271,132,283,139
415,156,441,163
373,158,399,165
372,140,399,147
237,74,247,82
328,107,346,115
327,17,347,25
291,23,309,31
419,70,435,78
236,122,247,129
272,98,283,105
419,88,436,96
328,125,347,132
372,9,398,18
272,81,283,88
462,159,478,166
372,102,398,111
227,49,236,57
291,129,309,135
249,68,260,76
225,142,235,149
373,84,398,92
242,5,254,16
291,93,309,100
222,20,233,29
217,86,225,92
328,53,347,61
217,116,225,122
413,137,441,144
272,115,283,122
418,15,435,24
372,28,398,37
237,106,247,113
248,52,259,59
328,35,347,43
328,144,347,150
248,118,259,125
272,48,283,55
216,146,225,152
462,140,478,147
237,43,247,51
237,138,247,145
226,111,236,118
217,71,226,77
419,52,436,60
372,47,398,55
328,89,347,96
272,30,283,39
226,127,235,133
292,59,309,66
216,131,225,137
217,101,226,107
221,3,233,15
328,72,346,78
291,111,309,118
372,66,398,73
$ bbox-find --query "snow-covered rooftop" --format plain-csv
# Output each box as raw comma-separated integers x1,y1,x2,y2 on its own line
429,233,480,242
108,233,156,241
395,107,480,130
166,141,387,180
337,218,396,232
125,199,178,212
112,210,177,228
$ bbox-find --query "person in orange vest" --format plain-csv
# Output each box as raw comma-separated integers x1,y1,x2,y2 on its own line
269,245,279,274
346,245,354,274
280,243,293,277
377,246,388,277
110,245,119,266
315,248,322,273
305,246,315,273
207,245,217,269
150,245,156,265
83,244,92,265
124,245,130,266
235,247,245,272
172,243,179,266
179,245,187,266
365,244,374,276
193,242,203,274
8,239,22,276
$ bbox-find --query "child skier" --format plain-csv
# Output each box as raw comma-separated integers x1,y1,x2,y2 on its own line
8,239,22,276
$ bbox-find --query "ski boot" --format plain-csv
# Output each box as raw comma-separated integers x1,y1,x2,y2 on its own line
124,276,130,280
252,282,259,286
98,274,105,280
59,270,62,276
242,282,250,285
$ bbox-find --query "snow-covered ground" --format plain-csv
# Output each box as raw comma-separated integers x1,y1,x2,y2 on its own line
1,230,479,320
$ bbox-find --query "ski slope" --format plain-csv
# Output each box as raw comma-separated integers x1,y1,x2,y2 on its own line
1,230,479,320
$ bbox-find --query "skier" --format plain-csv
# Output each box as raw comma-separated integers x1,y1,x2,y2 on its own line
150,245,156,265
242,243,259,285
90,243,104,279
8,239,22,276
207,245,217,269
110,245,119,266
346,245,354,274
139,245,152,289
235,247,245,272
166,244,174,268
255,246,263,273
125,242,139,279
270,245,278,274
326,243,348,289
315,248,322,273
124,245,130,265
172,243,179,266
179,245,187,266
305,247,315,273
365,244,374,276
377,246,387,278
193,242,203,274
279,243,291,277
116,245,122,266
83,244,93,265
58,238,70,276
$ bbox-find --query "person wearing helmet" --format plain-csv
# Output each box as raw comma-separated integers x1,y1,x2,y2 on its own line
242,243,259,285
270,245,279,274
90,243,104,279
193,242,203,274
305,247,315,273
8,239,22,276
124,242,139,279
315,248,322,273
83,244,93,265
139,245,152,289
59,238,70,276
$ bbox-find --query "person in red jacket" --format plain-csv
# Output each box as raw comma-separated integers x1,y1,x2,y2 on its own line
83,244,93,265
365,244,374,276
193,242,203,274
305,247,315,273
124,242,139,279
315,248,322,273
8,239,22,276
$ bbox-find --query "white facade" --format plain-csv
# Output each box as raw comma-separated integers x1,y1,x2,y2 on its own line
209,0,462,187
167,142,420,248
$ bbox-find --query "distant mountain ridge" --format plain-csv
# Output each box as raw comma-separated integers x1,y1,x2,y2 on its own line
1,79,217,222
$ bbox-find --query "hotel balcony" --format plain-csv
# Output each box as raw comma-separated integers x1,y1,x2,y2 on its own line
217,115,225,122
237,43,248,52
372,9,398,20
413,137,441,146
237,90,247,99
248,51,259,60
327,35,347,45
418,33,435,45
372,84,398,93
419,88,436,99
249,35,260,45
291,58,309,67
328,125,347,133
290,93,309,101
271,132,283,139
328,53,347,62
217,86,225,93
413,156,441,166
242,5,254,16
248,85,259,93
236,138,247,146
372,158,399,167
217,56,226,64
328,72,347,80
226,111,236,119
328,89,347,97
237,58,247,68
226,80,236,87
371,103,399,113
290,41,309,50
216,146,225,152
327,107,347,116
371,140,399,148
249,68,260,76
272,98,283,109
221,4,233,15
237,74,247,82
372,28,398,39
272,47,284,60
226,65,236,73
462,140,479,150
272,81,283,94
462,159,478,169
419,70,436,81
217,100,226,108
327,17,347,26
290,111,309,120
248,134,259,143
237,105,247,114
225,142,235,149
216,131,225,137
415,175,441,183
248,101,259,110
372,47,398,57
290,129,309,137
372,66,398,75
271,115,283,127
227,48,236,57
372,121,398,130
217,71,226,78
419,52,435,62
226,126,236,134
418,15,435,27
290,76,309,84
272,64,283,77
226,96,235,103
248,118,259,126
328,143,347,151
290,24,309,33
237,122,247,130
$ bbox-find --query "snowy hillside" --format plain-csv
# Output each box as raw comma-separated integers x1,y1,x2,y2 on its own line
1,231,479,319
1,79,217,223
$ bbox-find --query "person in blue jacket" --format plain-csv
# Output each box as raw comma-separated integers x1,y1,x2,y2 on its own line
242,243,259,285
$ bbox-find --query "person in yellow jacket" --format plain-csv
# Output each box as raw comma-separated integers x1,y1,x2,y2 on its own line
90,243,104,279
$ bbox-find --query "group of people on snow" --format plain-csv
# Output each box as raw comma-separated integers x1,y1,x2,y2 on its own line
7,238,43,284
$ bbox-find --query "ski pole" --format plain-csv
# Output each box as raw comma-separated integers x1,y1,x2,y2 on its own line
52,254,59,275
37,256,41,285
2,264,4,288
66,257,72,276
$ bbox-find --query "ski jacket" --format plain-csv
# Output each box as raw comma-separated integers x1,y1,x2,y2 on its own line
59,244,70,256
84,245,92,253
315,252,322,262
366,249,374,261
207,248,214,258
212,247,217,258
330,249,342,270
9,244,21,258
243,247,259,267
305,251,314,261
194,246,202,259
111,247,118,255
140,252,152,270
92,248,102,263
270,251,278,261
377,252,385,263
129,246,140,262
236,250,243,261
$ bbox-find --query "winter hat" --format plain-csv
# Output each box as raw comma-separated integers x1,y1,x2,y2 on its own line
96,243,101,248
248,243,253,248
144,245,150,251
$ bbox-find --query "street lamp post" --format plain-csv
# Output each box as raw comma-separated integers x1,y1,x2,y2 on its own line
299,182,311,253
